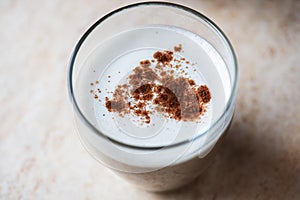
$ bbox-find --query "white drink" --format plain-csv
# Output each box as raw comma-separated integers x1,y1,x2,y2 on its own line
74,25,231,190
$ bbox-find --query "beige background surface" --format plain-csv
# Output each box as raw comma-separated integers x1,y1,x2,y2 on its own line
0,0,299,199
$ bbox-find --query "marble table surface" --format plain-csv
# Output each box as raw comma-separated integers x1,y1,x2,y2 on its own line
0,0,299,199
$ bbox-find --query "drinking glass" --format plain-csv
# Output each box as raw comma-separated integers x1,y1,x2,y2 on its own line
68,2,238,191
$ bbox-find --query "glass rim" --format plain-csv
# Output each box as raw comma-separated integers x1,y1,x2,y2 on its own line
68,1,238,150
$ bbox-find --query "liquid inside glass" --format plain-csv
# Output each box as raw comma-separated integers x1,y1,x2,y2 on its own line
75,25,231,150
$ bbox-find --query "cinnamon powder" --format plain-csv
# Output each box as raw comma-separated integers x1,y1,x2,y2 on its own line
95,45,211,124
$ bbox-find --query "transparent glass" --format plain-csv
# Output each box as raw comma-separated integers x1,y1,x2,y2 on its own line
68,2,238,191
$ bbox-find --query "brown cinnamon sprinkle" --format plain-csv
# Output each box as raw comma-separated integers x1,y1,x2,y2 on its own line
197,85,211,103
153,51,173,64
140,60,151,67
94,45,211,124
174,44,182,52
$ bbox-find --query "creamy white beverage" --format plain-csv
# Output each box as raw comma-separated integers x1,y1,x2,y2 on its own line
74,25,232,191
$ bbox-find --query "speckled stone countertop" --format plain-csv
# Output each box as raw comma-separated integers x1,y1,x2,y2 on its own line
0,0,299,199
